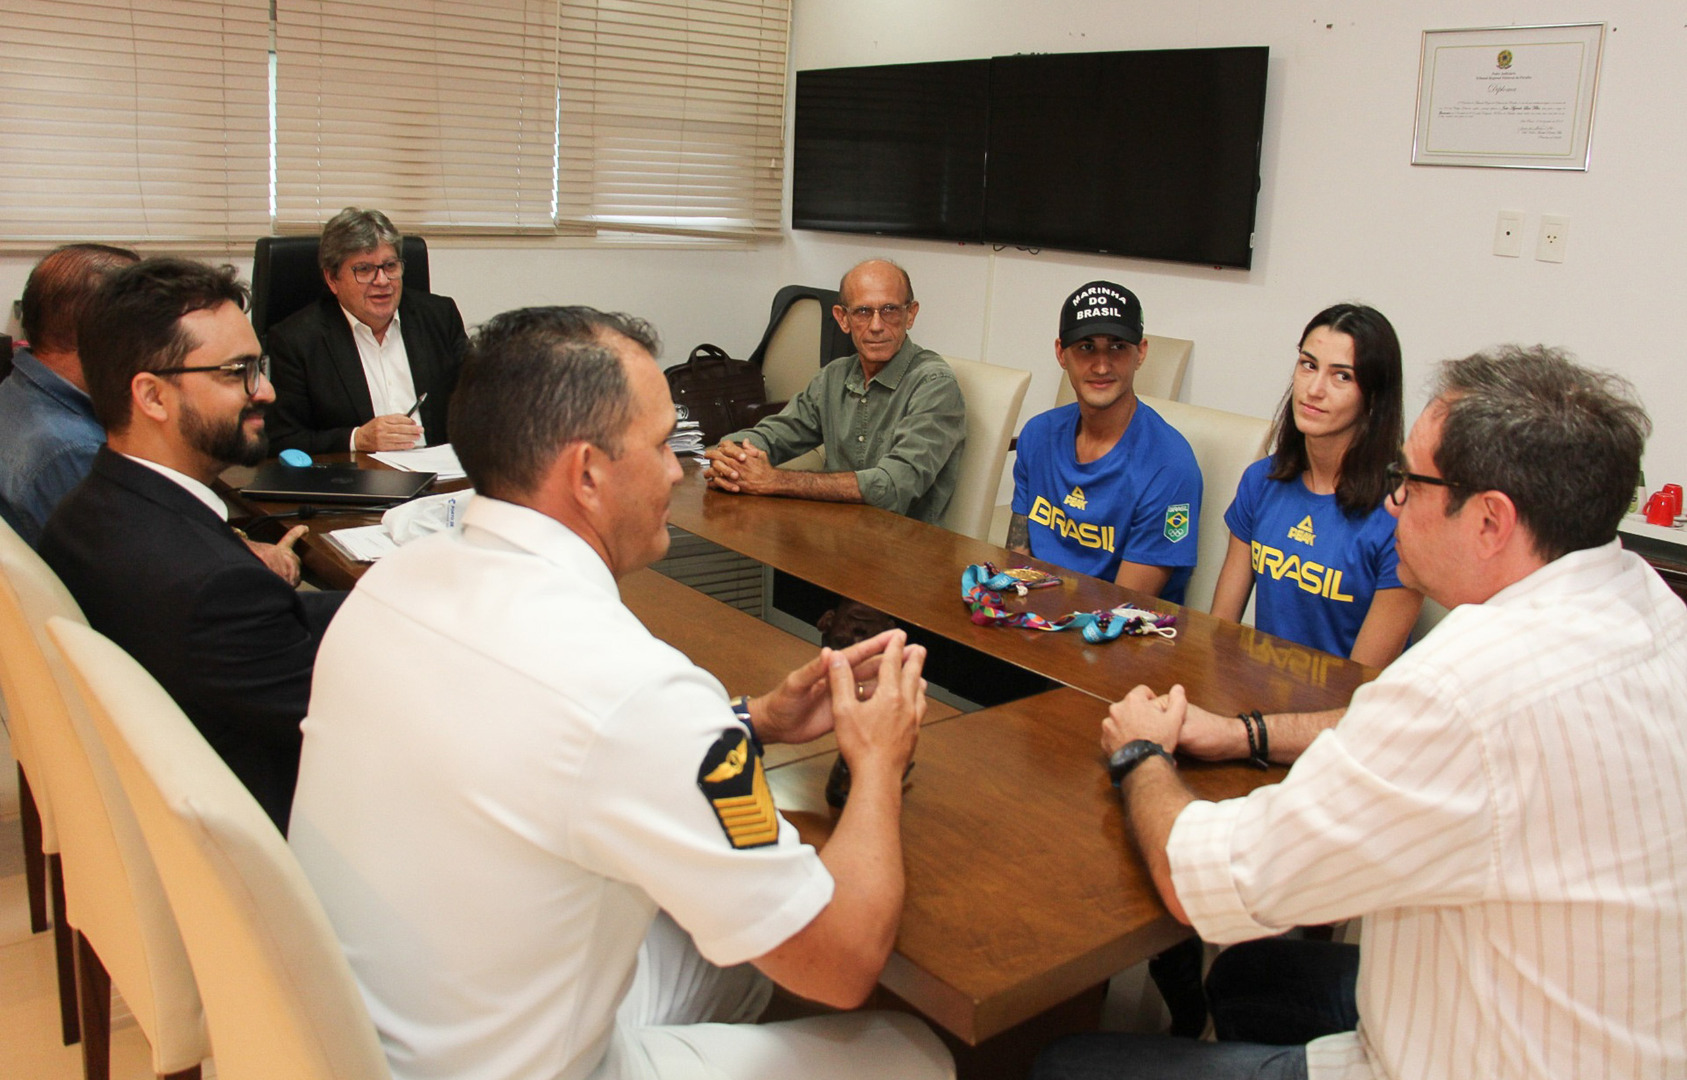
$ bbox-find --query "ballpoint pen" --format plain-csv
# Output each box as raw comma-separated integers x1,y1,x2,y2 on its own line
405,391,429,419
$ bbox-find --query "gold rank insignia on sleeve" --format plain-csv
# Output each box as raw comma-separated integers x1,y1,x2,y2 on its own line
696,727,780,849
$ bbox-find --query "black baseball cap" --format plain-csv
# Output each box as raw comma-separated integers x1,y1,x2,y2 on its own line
1059,281,1143,346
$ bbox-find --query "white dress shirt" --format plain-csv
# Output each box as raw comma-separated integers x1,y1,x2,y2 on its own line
1169,540,1687,1080
342,305,423,448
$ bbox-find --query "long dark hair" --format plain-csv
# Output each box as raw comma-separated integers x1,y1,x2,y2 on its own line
1266,303,1404,515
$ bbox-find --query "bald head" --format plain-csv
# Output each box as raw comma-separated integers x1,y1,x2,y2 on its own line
838,259,914,308
22,244,141,360
832,260,920,373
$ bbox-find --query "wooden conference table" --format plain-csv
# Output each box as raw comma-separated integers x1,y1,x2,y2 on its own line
226,457,1376,1061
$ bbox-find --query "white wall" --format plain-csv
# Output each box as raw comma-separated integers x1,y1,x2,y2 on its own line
781,0,1687,484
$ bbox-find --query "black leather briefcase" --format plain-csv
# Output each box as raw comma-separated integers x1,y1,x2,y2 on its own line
664,344,774,445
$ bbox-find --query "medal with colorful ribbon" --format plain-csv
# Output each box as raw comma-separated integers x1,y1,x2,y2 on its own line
961,563,1177,643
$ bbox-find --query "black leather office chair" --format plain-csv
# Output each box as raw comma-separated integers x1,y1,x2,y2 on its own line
249,234,430,344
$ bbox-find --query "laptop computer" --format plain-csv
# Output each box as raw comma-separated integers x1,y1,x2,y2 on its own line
240,463,437,505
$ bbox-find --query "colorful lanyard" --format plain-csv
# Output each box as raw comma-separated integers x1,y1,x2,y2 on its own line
961,563,1177,643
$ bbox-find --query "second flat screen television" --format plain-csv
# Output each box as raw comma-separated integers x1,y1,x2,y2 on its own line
792,47,1269,269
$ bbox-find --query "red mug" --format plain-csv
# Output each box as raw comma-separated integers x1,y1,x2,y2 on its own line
1663,483,1683,518
1645,492,1675,526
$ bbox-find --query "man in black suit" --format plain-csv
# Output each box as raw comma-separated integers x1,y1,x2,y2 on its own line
40,259,344,832
265,206,469,455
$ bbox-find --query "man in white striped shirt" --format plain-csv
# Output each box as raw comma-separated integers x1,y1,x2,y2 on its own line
1035,347,1687,1080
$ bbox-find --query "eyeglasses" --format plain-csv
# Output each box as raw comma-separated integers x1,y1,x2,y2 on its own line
842,302,913,327
1385,461,1468,505
150,355,271,396
348,258,404,284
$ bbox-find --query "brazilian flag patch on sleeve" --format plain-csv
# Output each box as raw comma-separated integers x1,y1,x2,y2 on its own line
697,727,780,849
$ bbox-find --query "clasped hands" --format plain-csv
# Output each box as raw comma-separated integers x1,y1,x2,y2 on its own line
1101,684,1236,761
703,438,780,494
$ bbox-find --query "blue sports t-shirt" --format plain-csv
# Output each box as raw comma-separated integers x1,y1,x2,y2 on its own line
1012,402,1201,605
1224,456,1403,658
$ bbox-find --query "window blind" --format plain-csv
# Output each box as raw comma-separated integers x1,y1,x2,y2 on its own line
0,0,270,246
556,0,789,238
274,0,560,233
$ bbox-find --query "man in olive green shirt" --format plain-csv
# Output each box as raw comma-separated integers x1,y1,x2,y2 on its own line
705,260,965,524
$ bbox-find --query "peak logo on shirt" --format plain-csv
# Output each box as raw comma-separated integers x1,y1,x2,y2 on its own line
1287,515,1316,546
1064,486,1088,510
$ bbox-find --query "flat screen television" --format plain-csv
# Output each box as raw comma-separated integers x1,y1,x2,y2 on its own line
790,47,1270,269
792,59,990,240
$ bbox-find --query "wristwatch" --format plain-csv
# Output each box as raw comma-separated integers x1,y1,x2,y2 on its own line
1108,739,1176,787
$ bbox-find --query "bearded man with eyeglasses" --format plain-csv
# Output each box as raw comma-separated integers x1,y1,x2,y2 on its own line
265,206,468,455
705,258,965,524
39,258,346,832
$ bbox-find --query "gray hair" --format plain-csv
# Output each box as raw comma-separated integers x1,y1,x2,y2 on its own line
318,207,402,275
449,306,662,500
1432,345,1650,561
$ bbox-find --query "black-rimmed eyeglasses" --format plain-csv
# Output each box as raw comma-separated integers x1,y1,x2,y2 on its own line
1385,461,1467,505
349,258,404,284
150,355,271,396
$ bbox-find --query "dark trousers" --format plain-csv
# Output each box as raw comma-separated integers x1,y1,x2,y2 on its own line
1033,938,1359,1080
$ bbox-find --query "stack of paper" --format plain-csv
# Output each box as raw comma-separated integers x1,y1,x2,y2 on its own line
325,524,400,563
371,443,466,481
667,420,705,458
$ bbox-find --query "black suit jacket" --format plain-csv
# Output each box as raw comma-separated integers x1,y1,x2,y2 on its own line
38,449,345,830
264,290,469,455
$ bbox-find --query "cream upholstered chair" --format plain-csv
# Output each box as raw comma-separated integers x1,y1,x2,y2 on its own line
758,295,828,404
0,523,207,1080
1053,333,1193,407
1139,394,1272,614
1,537,73,1045
941,355,1031,541
47,617,393,1080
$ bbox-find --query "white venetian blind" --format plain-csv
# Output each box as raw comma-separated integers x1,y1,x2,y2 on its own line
556,0,789,238
0,0,270,246
274,0,560,232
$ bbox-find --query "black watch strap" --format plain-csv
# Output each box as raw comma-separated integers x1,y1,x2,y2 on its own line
1108,739,1176,787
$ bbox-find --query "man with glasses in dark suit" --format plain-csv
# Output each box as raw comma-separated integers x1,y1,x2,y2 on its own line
265,206,468,455
39,259,344,832
705,258,965,524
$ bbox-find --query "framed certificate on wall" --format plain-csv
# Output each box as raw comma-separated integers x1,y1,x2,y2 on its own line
1412,23,1604,170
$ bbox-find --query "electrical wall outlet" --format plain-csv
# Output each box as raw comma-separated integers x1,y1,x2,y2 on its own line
1494,210,1524,257
1536,215,1569,263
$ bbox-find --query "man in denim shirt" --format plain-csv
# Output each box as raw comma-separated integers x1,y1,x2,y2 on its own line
0,244,138,545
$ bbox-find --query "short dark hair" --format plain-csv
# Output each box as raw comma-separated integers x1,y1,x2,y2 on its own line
20,243,140,354
1267,304,1405,516
318,207,402,276
80,259,249,433
450,306,662,500
838,259,915,307
1432,346,1650,561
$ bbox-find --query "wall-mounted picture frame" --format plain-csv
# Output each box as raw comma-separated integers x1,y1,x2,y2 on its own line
1412,23,1604,170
